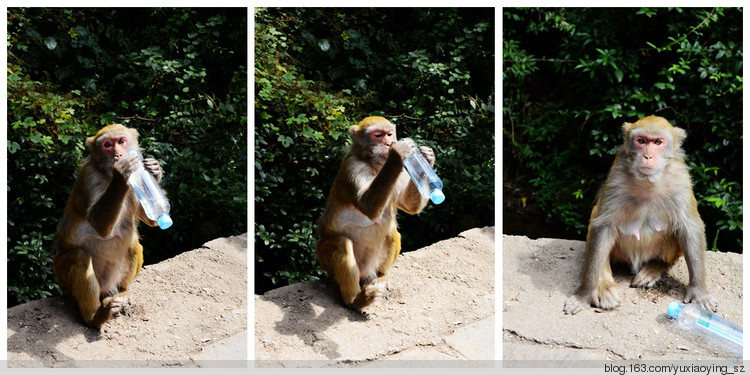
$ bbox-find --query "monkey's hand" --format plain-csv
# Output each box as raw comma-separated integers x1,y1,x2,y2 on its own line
390,139,417,161
564,281,623,315
684,286,718,312
114,154,142,182
144,158,163,183
418,146,435,167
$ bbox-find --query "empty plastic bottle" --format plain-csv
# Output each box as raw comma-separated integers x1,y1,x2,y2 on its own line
126,150,173,230
667,301,742,357
401,138,445,205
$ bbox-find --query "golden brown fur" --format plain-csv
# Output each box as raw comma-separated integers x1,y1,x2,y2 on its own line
53,124,161,327
564,116,716,315
316,116,433,310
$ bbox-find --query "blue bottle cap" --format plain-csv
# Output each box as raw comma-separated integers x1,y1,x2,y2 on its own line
667,301,683,318
157,214,173,230
430,189,445,205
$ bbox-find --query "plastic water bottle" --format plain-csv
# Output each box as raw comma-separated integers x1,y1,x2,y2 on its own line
126,150,173,230
401,138,445,205
667,301,742,357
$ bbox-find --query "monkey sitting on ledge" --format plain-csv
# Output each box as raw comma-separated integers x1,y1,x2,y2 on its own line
53,124,165,328
564,116,717,315
316,116,436,311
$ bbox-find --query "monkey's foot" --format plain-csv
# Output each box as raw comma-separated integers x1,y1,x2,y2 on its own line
563,282,624,315
684,286,718,312
350,281,386,312
87,294,132,328
631,263,666,288
595,281,624,310
363,279,387,300
563,295,587,315
102,294,133,317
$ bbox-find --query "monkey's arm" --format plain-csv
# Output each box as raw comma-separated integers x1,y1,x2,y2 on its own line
87,169,130,238
397,176,428,215
356,149,403,220
135,204,158,227
678,199,718,312
564,215,622,315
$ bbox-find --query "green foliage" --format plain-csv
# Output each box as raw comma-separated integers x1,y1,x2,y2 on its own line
7,8,247,306
7,63,93,304
255,8,494,293
504,8,742,251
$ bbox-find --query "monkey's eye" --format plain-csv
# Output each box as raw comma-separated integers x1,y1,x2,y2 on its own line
654,139,663,145
636,137,647,145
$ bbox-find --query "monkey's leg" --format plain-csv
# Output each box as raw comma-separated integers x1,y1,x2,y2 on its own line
360,229,404,299
631,239,680,288
118,241,144,292
376,229,402,277
318,236,381,311
64,250,122,328
631,262,671,288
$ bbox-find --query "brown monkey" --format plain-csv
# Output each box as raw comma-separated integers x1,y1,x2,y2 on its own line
316,116,435,311
53,124,164,328
564,116,717,315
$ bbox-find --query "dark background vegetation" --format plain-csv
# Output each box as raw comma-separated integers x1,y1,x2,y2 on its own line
7,8,247,307
503,8,742,253
255,8,495,294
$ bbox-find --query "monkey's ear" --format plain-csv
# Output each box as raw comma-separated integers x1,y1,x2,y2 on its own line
671,126,687,149
621,122,635,141
349,125,360,137
85,135,97,155
127,127,140,145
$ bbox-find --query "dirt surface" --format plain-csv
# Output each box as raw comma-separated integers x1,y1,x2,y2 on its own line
7,233,248,368
254,227,496,367
502,235,743,365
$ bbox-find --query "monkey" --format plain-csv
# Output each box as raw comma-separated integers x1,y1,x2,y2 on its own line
564,116,717,315
316,116,436,311
52,124,164,328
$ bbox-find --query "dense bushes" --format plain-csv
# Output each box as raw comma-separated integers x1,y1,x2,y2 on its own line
7,8,247,306
255,8,495,293
503,8,742,252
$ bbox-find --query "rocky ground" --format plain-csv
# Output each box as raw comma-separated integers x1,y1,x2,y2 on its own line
503,235,743,365
255,227,496,367
7,234,248,368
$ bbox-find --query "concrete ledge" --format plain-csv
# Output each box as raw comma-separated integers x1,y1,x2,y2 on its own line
7,233,248,368
502,235,742,363
254,227,496,367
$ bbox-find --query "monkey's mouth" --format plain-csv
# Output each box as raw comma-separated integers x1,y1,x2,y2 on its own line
638,165,656,174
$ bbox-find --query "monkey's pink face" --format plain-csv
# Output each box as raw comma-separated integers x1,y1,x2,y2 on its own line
100,135,131,161
633,134,668,174
368,127,396,159
369,128,396,146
